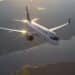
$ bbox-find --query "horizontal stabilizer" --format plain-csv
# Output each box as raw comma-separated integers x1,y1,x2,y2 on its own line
32,18,40,22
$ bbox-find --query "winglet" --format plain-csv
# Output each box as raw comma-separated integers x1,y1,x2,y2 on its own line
68,18,71,24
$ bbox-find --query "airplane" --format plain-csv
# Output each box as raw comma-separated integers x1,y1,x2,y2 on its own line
0,6,71,45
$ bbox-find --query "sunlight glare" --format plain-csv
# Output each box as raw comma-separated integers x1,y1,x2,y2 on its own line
20,29,27,35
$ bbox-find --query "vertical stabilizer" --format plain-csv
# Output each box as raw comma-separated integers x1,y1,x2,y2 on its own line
26,6,31,21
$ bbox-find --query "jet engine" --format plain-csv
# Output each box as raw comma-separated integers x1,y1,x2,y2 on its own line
26,34,34,41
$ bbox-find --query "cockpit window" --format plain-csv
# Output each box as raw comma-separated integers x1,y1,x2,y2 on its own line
50,36,59,41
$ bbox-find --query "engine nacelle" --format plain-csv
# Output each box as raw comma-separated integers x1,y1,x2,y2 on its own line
26,34,34,41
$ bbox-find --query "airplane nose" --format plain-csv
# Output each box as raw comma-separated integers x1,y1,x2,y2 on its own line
50,36,59,41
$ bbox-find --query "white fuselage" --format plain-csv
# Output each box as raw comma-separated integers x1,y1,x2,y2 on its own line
27,21,59,45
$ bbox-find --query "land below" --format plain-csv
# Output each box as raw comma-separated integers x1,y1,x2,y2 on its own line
16,62,75,75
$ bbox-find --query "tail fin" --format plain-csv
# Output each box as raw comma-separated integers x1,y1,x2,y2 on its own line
26,6,31,21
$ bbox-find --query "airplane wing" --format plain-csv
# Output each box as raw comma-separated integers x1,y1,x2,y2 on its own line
49,18,71,32
0,27,46,45
0,27,27,34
